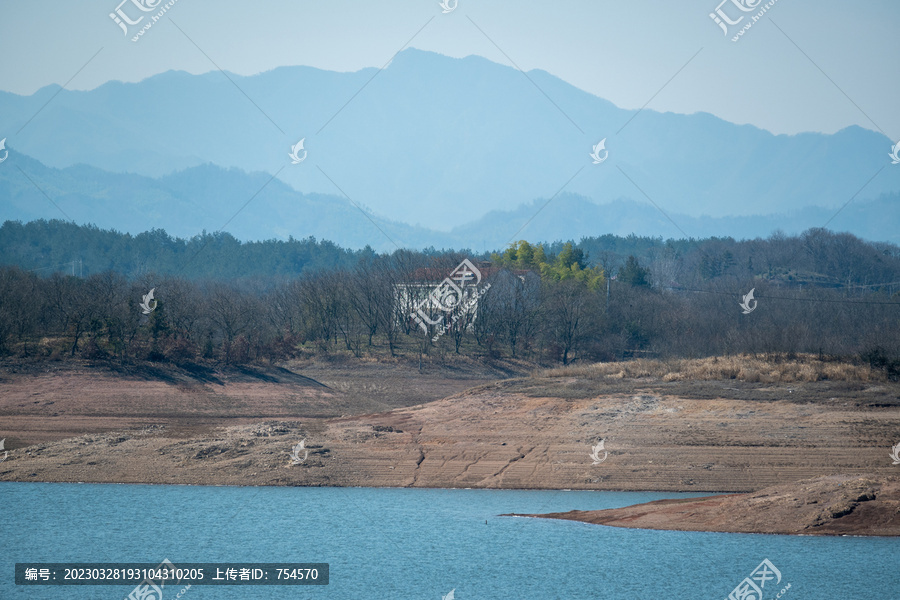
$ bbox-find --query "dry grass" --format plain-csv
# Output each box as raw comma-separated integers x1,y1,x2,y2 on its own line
535,354,887,384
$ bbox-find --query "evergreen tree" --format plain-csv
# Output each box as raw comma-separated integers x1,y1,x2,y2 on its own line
619,255,650,287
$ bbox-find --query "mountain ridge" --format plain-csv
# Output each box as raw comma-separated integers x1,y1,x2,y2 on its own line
1,149,898,249
1,48,897,245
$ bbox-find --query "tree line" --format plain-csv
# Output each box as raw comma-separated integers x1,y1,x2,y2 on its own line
0,222,898,370
4,219,900,290
0,219,366,279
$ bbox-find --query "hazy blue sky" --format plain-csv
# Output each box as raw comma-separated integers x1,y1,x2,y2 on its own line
0,0,897,137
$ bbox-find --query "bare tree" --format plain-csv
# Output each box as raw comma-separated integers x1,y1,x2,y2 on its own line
541,279,598,364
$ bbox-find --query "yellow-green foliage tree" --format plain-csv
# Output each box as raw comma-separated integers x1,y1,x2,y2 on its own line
492,241,604,290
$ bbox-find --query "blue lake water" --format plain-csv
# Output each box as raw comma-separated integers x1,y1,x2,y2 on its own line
1,482,896,599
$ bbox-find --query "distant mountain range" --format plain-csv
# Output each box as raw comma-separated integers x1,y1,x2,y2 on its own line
1,151,897,251
1,48,898,247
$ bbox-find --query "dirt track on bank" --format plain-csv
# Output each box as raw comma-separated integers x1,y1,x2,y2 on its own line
2,358,898,494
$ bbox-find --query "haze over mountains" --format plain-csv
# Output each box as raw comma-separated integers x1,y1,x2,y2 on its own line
1,48,897,250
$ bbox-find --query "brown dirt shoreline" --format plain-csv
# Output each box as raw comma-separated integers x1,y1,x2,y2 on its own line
2,357,899,535
504,474,900,536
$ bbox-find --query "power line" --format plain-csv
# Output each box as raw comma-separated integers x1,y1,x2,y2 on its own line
667,285,900,307
27,259,82,275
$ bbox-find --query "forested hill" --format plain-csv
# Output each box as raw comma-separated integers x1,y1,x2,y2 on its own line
0,220,366,279
1,219,899,365
2,219,900,293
